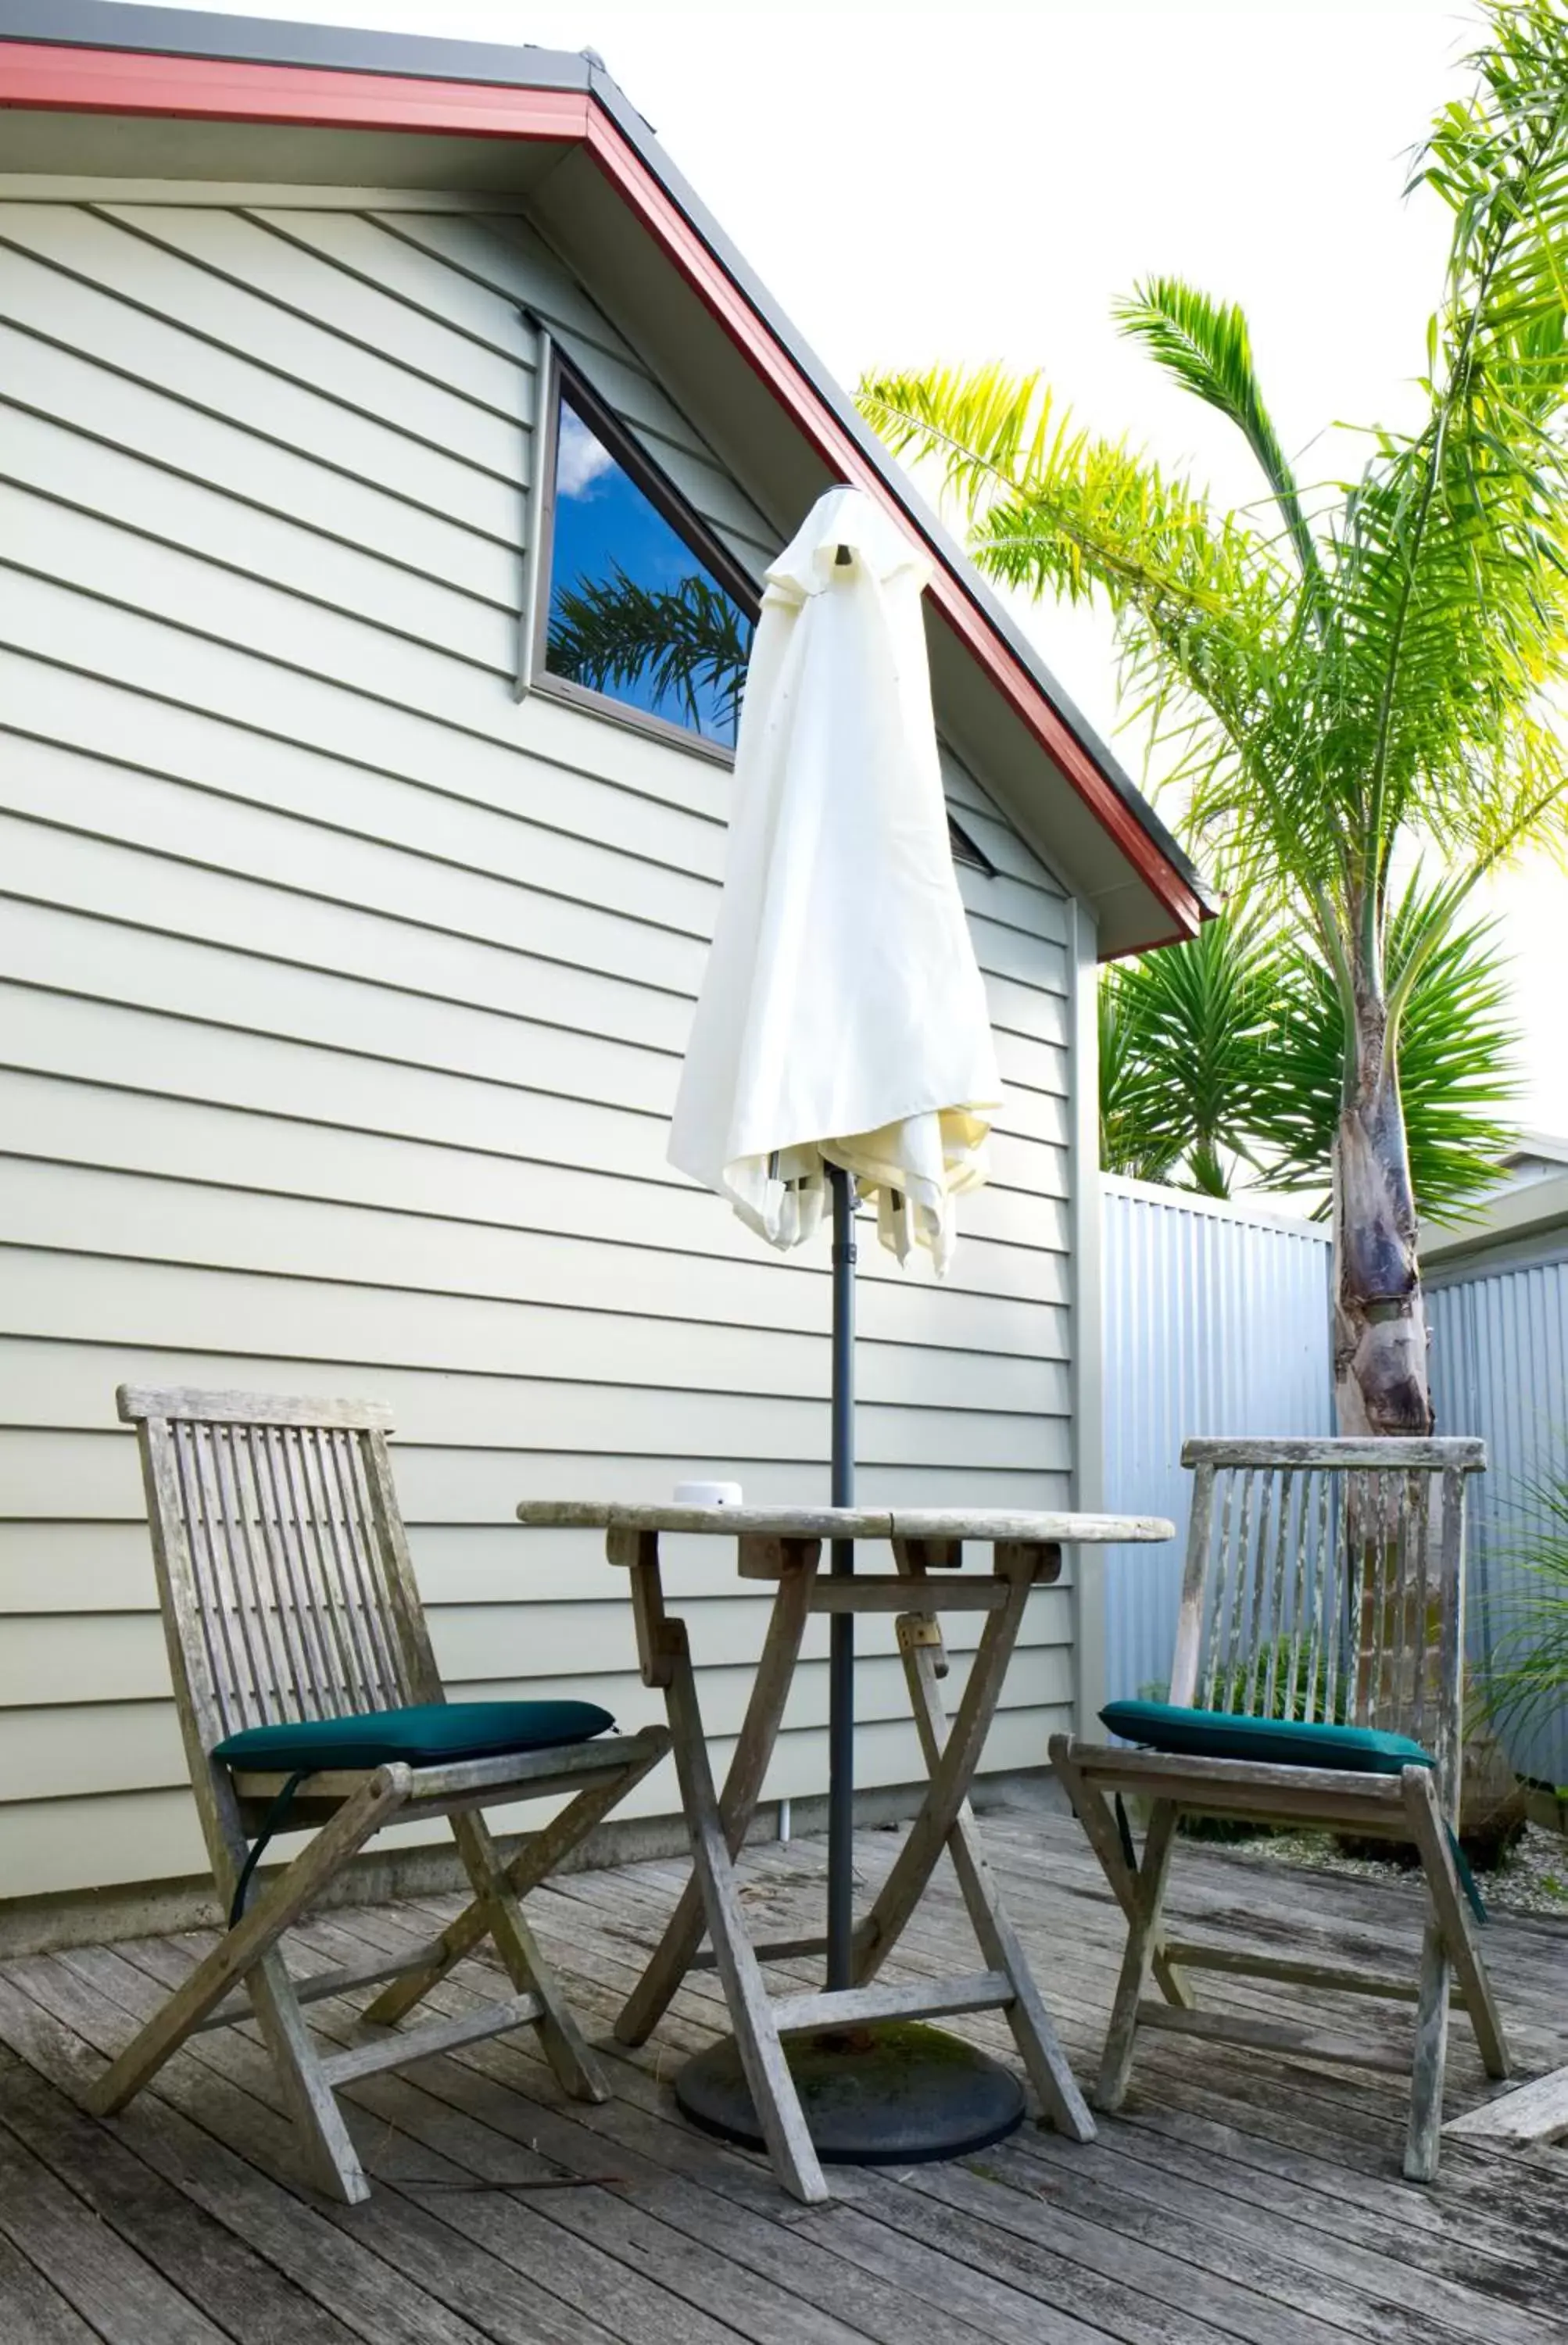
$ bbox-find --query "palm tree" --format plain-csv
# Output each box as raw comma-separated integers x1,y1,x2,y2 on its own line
1102,882,1521,1218
1099,903,1281,1198
1250,883,1522,1224
859,0,1568,1433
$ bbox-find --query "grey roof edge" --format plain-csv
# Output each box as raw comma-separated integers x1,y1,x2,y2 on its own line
0,0,599,89
1423,1168,1568,1269
0,0,1216,919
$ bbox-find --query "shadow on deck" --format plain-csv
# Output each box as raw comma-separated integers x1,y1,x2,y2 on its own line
0,1809,1564,2344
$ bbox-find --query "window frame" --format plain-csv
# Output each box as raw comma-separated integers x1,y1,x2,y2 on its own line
519,335,761,764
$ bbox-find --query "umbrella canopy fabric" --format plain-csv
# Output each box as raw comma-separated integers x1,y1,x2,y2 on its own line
668,485,1001,1276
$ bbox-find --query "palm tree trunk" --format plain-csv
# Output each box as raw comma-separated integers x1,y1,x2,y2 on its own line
1330,988,1434,1436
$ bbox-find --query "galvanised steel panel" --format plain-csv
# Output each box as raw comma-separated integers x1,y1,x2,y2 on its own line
1101,1179,1332,1706
1427,1252,1568,1785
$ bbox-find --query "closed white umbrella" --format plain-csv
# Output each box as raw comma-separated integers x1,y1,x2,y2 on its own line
668,485,1016,2162
669,484,1001,1274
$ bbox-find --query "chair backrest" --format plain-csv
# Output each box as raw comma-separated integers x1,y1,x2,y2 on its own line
1168,1437,1485,1814
119,1385,442,1760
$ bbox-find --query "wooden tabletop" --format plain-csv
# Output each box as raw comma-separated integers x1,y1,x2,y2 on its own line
515,1500,1174,1542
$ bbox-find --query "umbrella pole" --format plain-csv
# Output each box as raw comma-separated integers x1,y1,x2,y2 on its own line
826,1161,856,1991
675,1155,1026,2164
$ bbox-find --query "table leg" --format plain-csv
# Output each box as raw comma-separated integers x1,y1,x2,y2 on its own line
853,1548,1036,1979
892,1607,1094,2140
656,1610,829,2204
848,1548,1097,2139
616,1543,819,2047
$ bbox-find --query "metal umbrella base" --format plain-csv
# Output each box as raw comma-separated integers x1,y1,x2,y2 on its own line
674,2023,1026,2164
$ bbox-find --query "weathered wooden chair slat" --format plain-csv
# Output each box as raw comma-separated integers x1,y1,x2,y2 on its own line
1051,1434,1507,2184
89,1385,671,2204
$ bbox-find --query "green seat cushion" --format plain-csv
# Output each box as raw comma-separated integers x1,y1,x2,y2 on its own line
1099,1699,1434,1774
213,1699,616,1773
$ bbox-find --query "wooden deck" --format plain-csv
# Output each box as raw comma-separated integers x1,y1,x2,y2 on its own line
0,1810,1564,2345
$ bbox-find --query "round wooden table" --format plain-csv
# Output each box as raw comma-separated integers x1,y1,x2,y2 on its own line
517,1498,1173,2202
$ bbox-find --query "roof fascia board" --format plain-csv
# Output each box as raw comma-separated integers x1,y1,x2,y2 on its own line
0,3,1211,938
1422,1169,1568,1269
0,35,591,139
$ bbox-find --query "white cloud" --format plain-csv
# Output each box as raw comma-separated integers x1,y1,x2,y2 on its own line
556,408,617,499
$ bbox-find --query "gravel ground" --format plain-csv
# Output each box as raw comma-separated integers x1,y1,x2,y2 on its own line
1219,1820,1568,1917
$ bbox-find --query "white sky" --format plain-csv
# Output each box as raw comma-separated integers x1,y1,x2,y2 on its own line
111,0,1568,1130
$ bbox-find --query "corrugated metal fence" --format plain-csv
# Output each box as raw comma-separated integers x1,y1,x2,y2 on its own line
1427,1252,1568,1785
1099,1176,1568,1784
1100,1176,1333,1710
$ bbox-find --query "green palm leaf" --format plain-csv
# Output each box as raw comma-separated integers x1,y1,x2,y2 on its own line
1114,277,1325,598
1481,1464,1568,1744
548,566,751,731
1098,979,1184,1187
1248,878,1523,1223
1099,906,1283,1197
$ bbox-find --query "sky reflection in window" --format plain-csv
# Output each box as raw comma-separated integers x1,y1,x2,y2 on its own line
544,389,754,750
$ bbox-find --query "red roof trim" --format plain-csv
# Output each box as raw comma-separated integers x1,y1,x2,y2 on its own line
0,34,1201,936
0,40,588,137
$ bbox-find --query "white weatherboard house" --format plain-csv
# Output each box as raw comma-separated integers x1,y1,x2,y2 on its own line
0,2,1213,1943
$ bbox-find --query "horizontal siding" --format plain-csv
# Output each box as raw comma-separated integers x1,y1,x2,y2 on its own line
0,1598,1075,1714
1,206,526,473
0,1707,1061,1901
2,1634,1076,1799
0,990,1069,1229
0,318,519,600
0,1075,1072,1319
0,410,513,664
371,209,781,565
0,1432,1071,1527
0,1520,1073,1616
0,236,521,542
0,191,1080,1906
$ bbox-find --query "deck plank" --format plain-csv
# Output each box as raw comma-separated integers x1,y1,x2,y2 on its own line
365,1826,1568,2322
0,1814,1562,2345
0,2045,358,2345
0,2227,106,2345
0,1964,591,2345
113,1921,1043,2345
0,2082,231,2345
311,1896,1442,2345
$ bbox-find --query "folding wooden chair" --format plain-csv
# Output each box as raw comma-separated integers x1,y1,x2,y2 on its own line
89,1386,671,2203
1051,1437,1511,2180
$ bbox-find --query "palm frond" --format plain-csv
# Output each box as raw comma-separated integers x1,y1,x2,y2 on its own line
1334,0,1568,890
858,361,1296,822
1251,876,1523,1223
859,1,1568,1373
1098,979,1185,1186
859,363,1283,628
547,567,751,732
1115,277,1325,597
1480,1461,1568,1742
1098,907,1282,1195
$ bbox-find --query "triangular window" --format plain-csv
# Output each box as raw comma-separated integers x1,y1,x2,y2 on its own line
534,360,757,753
